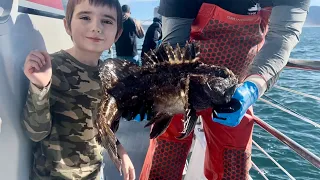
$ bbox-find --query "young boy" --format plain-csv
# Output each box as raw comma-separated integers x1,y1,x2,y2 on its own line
22,0,135,179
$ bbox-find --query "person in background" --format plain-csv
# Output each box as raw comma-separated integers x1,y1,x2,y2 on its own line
140,17,162,59
115,4,144,65
139,0,310,180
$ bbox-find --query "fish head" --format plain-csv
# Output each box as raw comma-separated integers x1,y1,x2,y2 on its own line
203,73,238,105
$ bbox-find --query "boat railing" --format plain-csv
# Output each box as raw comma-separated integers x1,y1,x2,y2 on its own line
184,58,320,180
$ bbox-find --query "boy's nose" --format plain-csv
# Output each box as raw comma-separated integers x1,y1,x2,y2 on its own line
91,20,103,34
92,29,102,34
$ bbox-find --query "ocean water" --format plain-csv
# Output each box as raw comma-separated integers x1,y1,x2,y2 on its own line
102,27,320,179
251,27,320,180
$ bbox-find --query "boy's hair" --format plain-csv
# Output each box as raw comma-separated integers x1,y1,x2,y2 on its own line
65,0,122,37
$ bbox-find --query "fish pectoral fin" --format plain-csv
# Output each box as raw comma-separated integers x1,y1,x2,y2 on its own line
149,113,173,139
110,115,121,132
139,101,154,121
95,95,122,171
122,106,141,121
122,101,153,121
97,127,122,171
144,117,156,127
144,109,161,128
176,108,198,139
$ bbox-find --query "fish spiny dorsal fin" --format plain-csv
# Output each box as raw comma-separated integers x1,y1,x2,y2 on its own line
181,41,190,62
150,49,160,64
165,43,175,64
172,44,181,64
156,43,169,63
195,41,201,57
189,41,194,62
179,42,187,63
189,41,196,63
169,44,180,64
142,41,200,66
175,43,183,63
182,40,201,63
190,40,201,63
143,52,156,65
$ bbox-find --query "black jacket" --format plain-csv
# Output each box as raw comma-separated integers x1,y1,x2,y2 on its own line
115,15,144,57
141,18,162,58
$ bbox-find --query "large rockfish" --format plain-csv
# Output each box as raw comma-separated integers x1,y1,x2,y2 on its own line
95,42,239,170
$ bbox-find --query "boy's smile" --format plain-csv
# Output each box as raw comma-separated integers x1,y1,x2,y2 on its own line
86,36,104,42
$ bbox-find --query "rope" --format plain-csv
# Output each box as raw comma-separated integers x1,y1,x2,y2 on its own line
274,85,320,101
259,97,320,128
253,140,295,180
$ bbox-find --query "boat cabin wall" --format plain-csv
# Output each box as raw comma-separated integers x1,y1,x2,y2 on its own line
0,0,72,179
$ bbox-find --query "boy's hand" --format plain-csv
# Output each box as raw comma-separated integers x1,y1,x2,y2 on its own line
120,153,135,180
23,50,52,88
118,145,135,180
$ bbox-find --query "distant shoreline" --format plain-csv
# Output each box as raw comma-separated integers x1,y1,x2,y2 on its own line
304,25,320,27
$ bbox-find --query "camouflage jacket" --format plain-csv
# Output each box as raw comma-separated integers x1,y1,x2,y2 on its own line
22,50,104,180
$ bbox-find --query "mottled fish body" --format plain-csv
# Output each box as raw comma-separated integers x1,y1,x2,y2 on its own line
96,42,238,169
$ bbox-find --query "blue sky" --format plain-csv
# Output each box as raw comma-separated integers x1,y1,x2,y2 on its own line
119,0,160,21
311,0,320,6
120,0,320,21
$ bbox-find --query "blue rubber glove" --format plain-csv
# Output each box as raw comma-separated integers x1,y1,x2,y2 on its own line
212,81,259,127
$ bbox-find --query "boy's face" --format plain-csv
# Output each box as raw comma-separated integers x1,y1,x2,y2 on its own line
65,1,119,54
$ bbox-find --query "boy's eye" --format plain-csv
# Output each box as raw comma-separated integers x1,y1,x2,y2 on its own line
80,16,90,20
102,20,113,24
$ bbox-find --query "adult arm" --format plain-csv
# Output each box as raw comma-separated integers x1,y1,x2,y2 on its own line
159,0,201,46
246,0,310,97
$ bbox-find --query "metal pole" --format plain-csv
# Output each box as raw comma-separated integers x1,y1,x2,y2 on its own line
287,59,320,71
249,115,320,169
251,161,269,180
253,140,295,179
